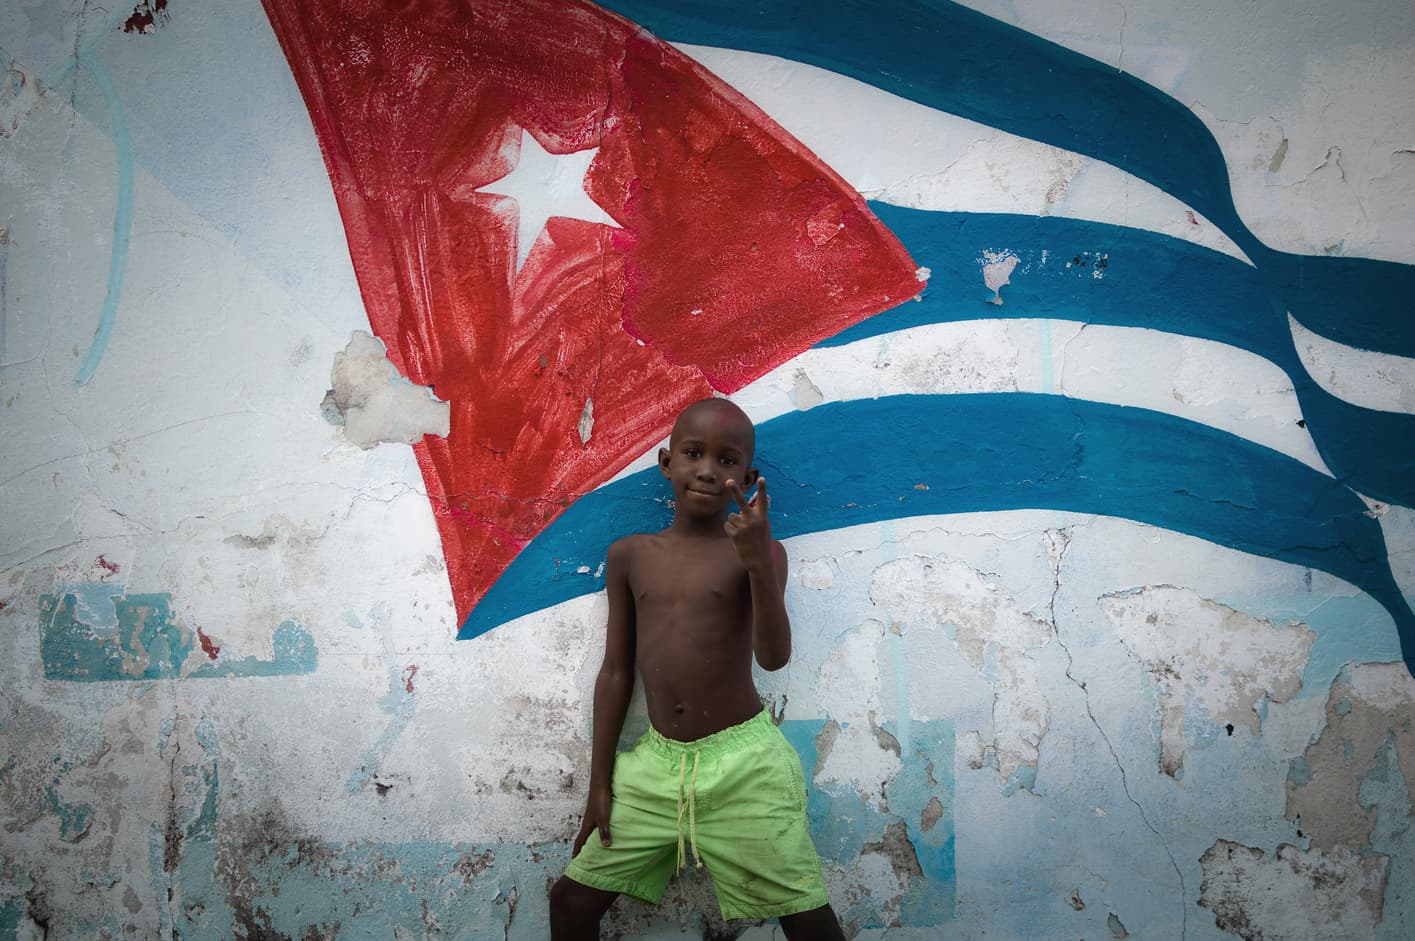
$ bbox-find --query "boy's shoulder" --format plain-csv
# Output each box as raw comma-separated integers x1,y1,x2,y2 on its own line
606,531,661,563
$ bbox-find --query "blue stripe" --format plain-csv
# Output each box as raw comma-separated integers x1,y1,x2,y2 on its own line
830,205,1415,506
599,0,1415,358
458,395,1415,677
827,208,1282,355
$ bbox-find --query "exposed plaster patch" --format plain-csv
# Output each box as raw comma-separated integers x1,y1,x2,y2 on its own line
920,796,944,832
862,820,924,880
577,397,593,445
1198,839,1389,940
791,369,825,411
1268,137,1289,173
1099,585,1314,777
860,821,923,928
816,621,899,809
453,850,495,883
980,250,1020,305
1286,662,1415,851
870,556,1050,786
796,556,837,590
323,332,449,448
957,731,987,770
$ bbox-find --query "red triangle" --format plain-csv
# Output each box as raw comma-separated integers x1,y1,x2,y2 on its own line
262,0,922,630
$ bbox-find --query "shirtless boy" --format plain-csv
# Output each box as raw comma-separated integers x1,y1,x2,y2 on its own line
548,398,846,940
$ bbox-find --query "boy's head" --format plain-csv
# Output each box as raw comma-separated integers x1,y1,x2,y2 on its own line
658,399,758,515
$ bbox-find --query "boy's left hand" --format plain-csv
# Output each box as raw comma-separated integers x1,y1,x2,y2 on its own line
725,477,773,571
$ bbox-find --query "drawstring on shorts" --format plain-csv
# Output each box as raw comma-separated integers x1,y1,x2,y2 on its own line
676,750,702,871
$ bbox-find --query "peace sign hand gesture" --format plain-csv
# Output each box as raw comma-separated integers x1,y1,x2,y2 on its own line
724,477,773,572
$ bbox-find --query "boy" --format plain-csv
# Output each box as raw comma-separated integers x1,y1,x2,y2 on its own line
549,398,846,940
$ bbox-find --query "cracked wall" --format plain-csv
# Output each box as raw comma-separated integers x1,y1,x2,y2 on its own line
3,1,1415,939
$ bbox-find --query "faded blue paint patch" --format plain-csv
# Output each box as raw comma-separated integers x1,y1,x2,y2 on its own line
1286,755,1314,788
884,719,957,926
1363,733,1415,940
0,900,26,938
190,621,317,678
148,820,174,939
45,784,95,843
1000,765,1038,798
73,53,134,388
345,665,418,793
780,718,956,927
176,837,560,940
40,591,191,680
188,720,221,842
39,588,315,681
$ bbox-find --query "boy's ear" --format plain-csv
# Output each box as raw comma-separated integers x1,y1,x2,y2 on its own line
658,447,672,477
744,466,760,488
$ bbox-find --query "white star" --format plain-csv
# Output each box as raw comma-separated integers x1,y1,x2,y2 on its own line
478,128,620,272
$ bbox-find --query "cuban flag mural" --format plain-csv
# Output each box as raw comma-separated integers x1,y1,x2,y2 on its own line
261,0,1415,676
5,0,1415,936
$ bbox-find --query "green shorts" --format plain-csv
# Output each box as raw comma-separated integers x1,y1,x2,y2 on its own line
565,709,830,921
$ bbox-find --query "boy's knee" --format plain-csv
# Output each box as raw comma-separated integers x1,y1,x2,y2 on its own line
549,875,616,925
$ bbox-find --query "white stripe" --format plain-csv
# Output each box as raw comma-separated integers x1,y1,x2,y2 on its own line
676,44,1251,264
1289,313,1415,416
609,321,1330,481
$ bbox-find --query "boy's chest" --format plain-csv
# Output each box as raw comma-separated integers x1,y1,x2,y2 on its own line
628,540,749,612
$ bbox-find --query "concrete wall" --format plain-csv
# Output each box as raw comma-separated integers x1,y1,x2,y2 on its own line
3,0,1414,937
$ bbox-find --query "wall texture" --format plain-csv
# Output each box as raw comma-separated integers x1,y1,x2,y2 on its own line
3,1,1414,938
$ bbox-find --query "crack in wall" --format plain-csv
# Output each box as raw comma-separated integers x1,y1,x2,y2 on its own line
1044,527,1189,938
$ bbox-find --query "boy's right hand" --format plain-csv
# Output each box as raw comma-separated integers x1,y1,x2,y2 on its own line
572,786,613,857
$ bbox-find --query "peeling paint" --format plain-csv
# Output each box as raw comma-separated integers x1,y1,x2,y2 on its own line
1199,839,1389,939
791,369,825,410
871,555,1050,787
39,590,315,682
323,331,450,448
1287,662,1415,851
577,397,594,445
980,249,1020,304
1100,585,1314,777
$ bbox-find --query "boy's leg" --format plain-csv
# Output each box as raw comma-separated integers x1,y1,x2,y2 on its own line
548,876,619,941
778,903,846,941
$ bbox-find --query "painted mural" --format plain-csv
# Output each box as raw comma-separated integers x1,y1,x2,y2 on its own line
3,0,1415,937
264,0,1415,667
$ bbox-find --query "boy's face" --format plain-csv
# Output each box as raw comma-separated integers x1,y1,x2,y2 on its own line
658,401,758,518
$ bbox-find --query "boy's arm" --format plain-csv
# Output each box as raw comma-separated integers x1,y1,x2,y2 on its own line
573,538,636,857
725,477,792,671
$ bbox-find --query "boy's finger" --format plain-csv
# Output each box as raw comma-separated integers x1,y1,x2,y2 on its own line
600,825,612,847
724,479,748,510
749,477,769,510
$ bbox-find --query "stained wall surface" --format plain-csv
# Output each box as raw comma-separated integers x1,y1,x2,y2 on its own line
3,1,1414,938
